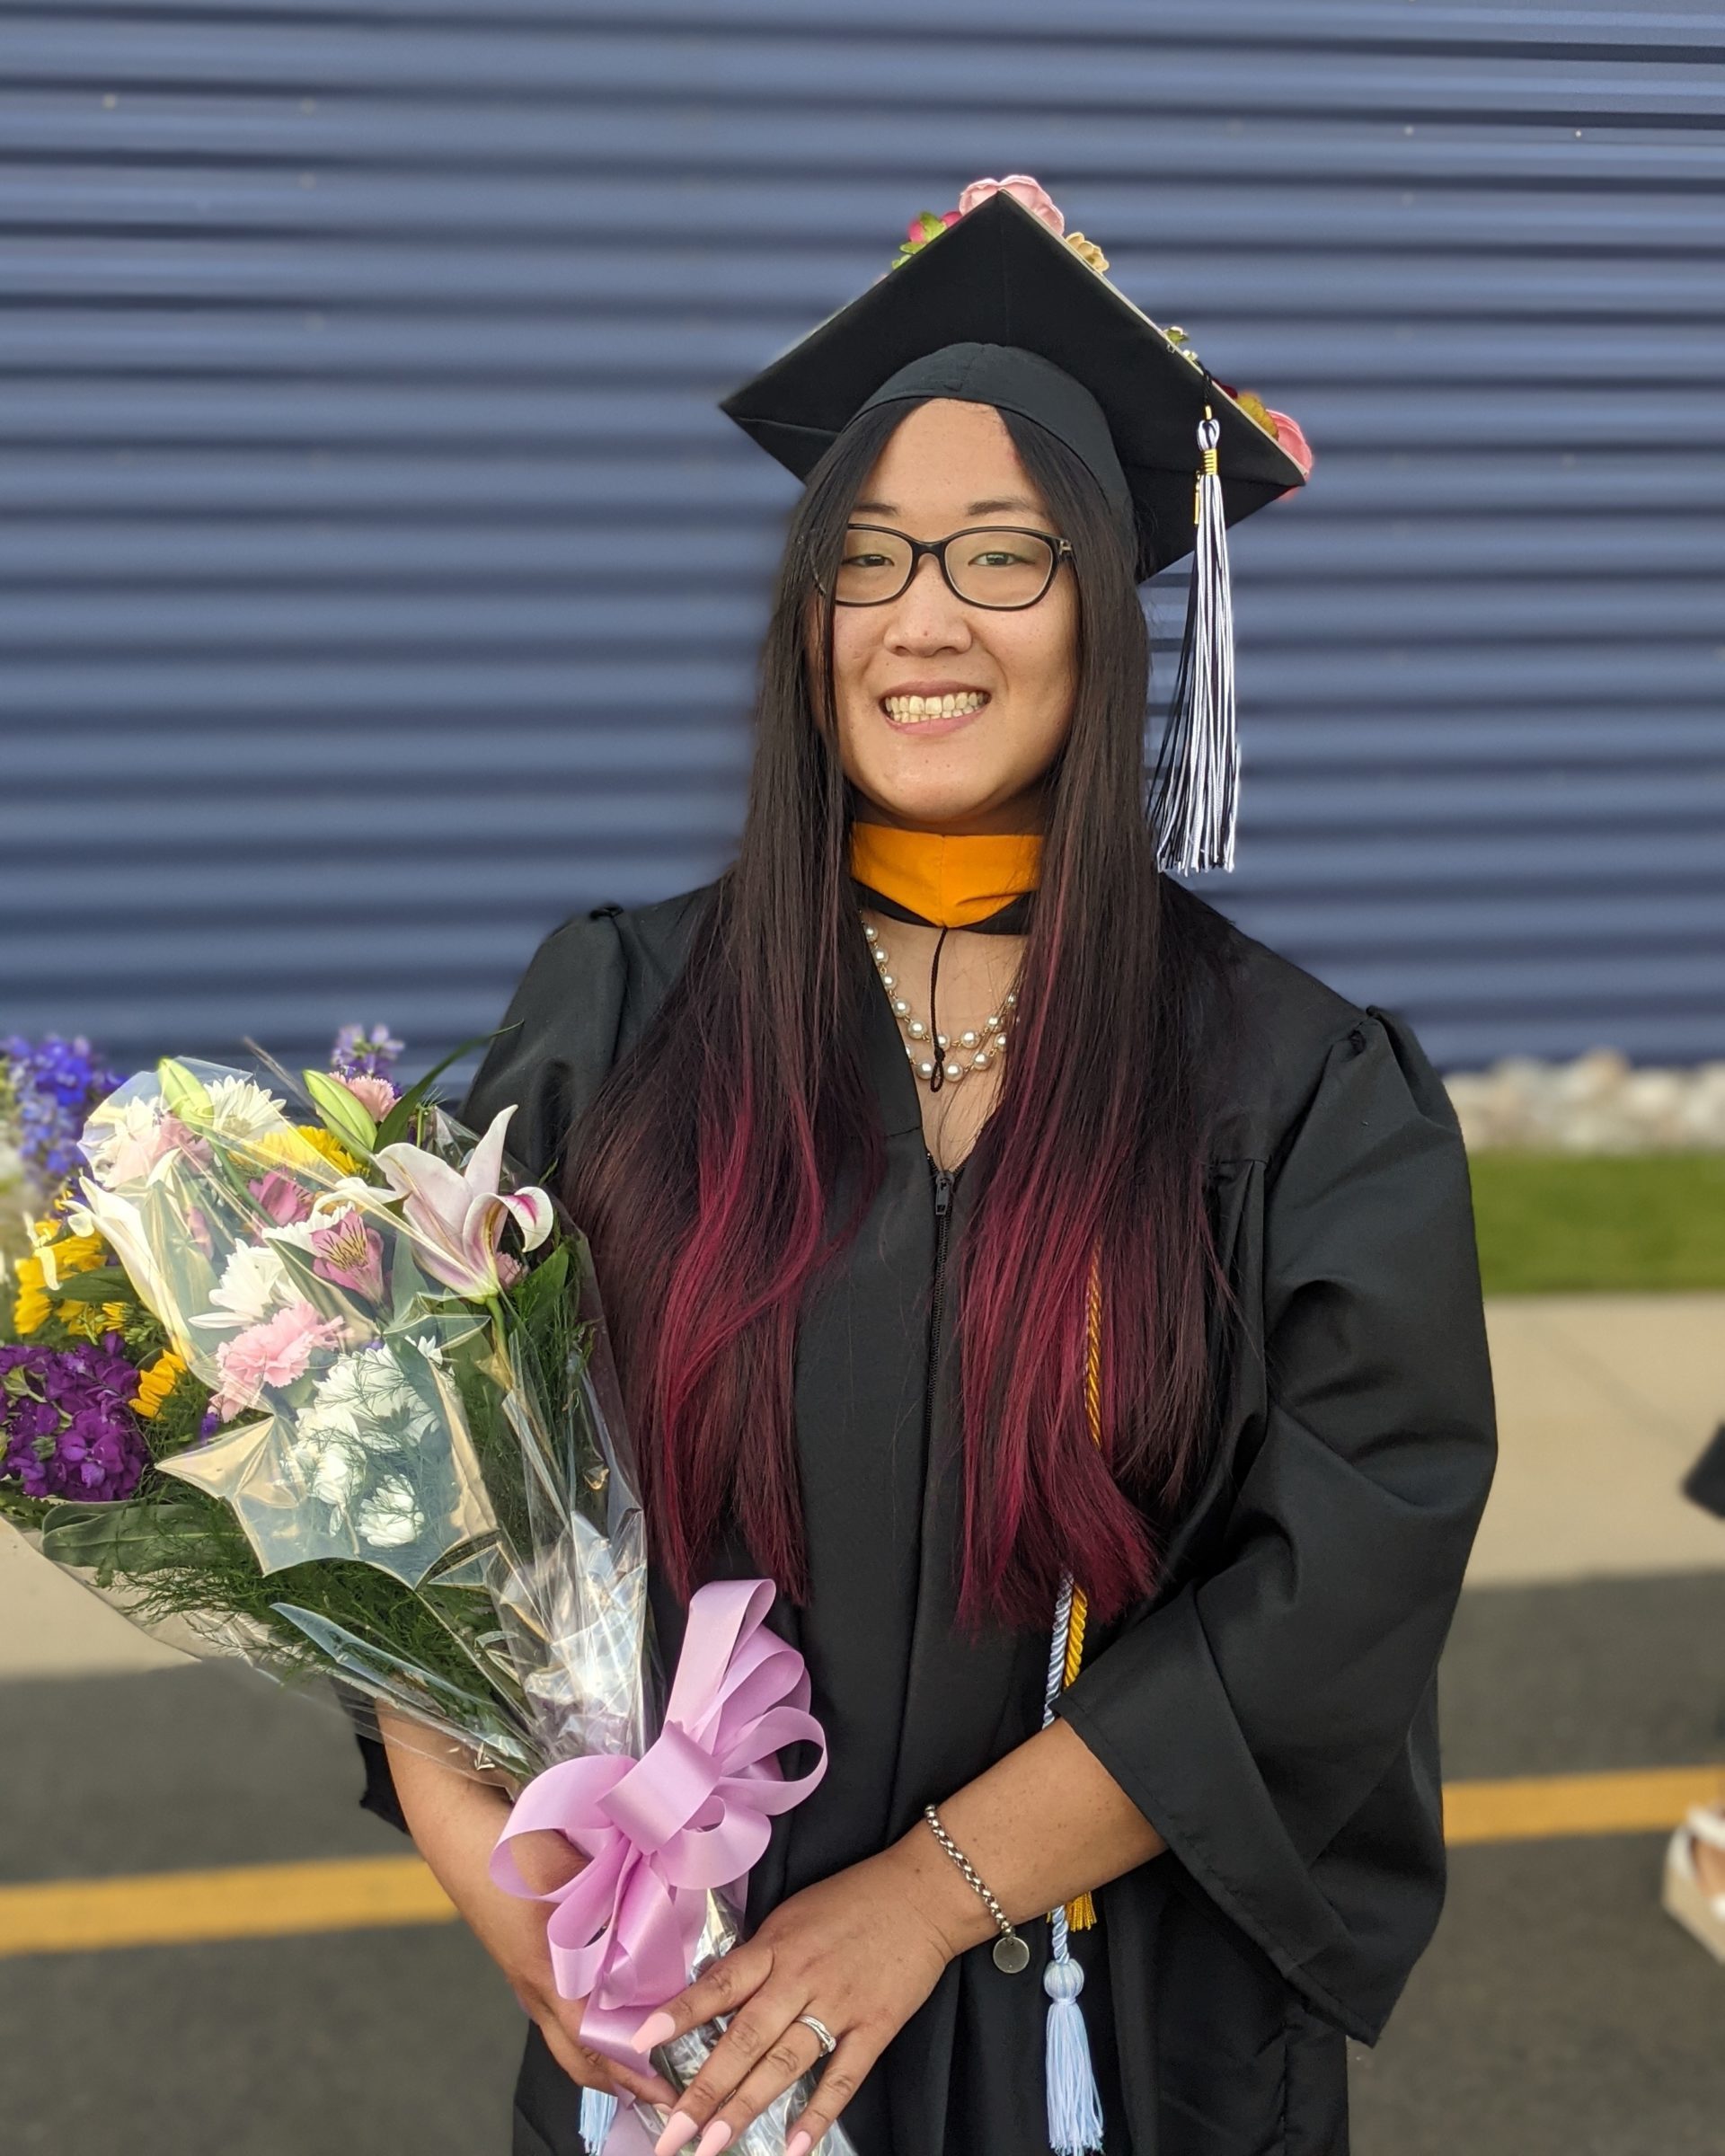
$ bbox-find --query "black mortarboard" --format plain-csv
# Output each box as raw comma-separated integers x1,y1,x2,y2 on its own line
718,181,1313,879
715,184,1311,578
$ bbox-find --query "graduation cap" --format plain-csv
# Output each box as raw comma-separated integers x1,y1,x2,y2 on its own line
718,178,1314,878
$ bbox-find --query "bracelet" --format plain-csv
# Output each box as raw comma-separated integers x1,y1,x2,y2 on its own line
922,1803,1031,1973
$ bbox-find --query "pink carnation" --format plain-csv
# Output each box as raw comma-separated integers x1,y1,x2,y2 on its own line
337,1072,398,1120
209,1299,345,1420
956,173,1065,234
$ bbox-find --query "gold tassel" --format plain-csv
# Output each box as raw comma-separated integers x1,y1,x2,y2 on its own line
1063,1249,1105,1933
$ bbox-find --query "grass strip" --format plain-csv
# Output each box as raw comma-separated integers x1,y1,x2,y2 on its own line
1469,1153,1725,1296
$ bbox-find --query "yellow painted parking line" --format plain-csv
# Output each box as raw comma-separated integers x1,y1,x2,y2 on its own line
0,1855,454,1957
3,1765,1724,1959
1443,1763,1725,1845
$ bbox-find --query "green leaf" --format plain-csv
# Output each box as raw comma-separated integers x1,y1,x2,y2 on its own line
40,1497,214,1586
158,1058,214,1122
301,1068,378,1155
512,1246,569,1328
44,1267,138,1306
374,1029,513,1150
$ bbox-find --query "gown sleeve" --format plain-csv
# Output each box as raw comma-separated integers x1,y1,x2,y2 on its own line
1051,1007,1498,2043
351,908,630,1836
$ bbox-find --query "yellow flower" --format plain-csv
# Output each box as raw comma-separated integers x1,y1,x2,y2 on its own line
295,1124,365,1177
243,1126,331,1171
11,1223,107,1336
1065,232,1109,272
11,1255,51,1335
59,1297,133,1344
133,1348,187,1420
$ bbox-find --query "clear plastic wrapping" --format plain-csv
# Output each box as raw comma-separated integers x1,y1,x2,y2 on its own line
14,1055,851,2155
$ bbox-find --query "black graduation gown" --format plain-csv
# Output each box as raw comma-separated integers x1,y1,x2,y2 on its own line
354,876,1497,2156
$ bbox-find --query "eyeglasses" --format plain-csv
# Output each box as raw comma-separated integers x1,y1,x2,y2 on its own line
823,525,1074,610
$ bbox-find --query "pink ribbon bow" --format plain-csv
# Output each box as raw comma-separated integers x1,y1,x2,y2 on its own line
489,1577,827,2074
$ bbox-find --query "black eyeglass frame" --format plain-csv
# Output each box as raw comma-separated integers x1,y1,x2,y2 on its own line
824,523,1075,610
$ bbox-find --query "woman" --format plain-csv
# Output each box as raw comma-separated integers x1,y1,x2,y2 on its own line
362,181,1497,2156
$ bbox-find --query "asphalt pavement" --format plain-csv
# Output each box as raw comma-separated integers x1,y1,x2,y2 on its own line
4,1293,1723,2155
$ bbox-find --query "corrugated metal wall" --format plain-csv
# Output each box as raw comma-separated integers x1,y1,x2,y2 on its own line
3,0,1721,1079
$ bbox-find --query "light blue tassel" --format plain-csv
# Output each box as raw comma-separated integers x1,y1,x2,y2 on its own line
1039,1576,1106,2153
1151,408,1239,876
579,2085,617,2152
1044,1950,1106,2155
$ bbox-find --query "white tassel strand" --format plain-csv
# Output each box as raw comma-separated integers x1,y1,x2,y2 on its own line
1039,1573,1106,2154
1152,408,1239,876
1043,1956,1106,2156
579,2084,618,2152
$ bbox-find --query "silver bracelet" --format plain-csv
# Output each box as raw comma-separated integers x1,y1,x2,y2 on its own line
923,1803,1030,1973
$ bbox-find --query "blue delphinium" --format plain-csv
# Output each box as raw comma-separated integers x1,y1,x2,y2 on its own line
0,1035,119,1188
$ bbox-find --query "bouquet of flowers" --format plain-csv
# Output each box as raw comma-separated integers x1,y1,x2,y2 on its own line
2,1035,847,2156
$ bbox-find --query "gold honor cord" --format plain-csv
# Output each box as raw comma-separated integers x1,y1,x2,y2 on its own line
1058,1249,1104,1933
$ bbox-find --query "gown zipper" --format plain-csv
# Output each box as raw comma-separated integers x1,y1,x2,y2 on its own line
924,1150,960,1446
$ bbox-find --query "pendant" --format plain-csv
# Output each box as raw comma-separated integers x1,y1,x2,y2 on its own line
992,1932,1031,1974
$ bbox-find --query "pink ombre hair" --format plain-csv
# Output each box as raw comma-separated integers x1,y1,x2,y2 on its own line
564,399,1239,1634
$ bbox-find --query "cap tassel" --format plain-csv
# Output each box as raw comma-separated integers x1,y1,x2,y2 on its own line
580,2085,617,2152
1151,408,1238,875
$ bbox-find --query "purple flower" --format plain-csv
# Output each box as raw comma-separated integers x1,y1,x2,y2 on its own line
1,1034,120,1187
0,1339,149,1503
330,1024,404,1082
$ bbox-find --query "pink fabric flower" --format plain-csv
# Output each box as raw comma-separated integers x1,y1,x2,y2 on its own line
1265,407,1314,480
337,1072,398,1121
956,174,1065,234
209,1299,345,1420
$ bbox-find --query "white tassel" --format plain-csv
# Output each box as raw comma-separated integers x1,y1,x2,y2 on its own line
1044,1951,1106,2155
1039,1576,1106,2153
1152,408,1238,875
579,2085,618,2152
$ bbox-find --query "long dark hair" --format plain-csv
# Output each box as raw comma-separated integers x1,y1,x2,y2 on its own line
563,395,1238,1634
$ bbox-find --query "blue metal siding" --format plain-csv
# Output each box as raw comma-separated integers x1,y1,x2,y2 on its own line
2,0,1721,1077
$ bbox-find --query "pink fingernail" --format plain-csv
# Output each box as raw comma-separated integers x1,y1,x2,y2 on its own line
632,2010,677,2051
786,2131,814,2156
694,2125,732,2156
654,2111,698,2156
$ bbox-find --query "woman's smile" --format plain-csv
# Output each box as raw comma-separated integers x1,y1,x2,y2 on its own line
879,686,993,736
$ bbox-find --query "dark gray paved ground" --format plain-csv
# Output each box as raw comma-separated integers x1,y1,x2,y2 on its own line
4,1572,1724,2154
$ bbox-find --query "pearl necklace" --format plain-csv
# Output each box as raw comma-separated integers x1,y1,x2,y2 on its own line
862,918,1018,1086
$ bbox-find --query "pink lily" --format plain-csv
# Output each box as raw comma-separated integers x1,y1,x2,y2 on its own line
371,1104,553,1299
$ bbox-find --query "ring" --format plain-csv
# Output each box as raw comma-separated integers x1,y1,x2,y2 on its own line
797,2013,837,2057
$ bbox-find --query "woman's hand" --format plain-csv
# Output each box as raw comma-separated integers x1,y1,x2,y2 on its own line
632,1833,978,2155
377,1712,678,2116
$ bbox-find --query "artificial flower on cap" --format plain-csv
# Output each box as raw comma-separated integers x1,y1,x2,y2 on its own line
720,178,1314,878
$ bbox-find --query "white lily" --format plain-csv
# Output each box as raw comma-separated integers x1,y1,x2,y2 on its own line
74,1176,190,1355
371,1104,553,1300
